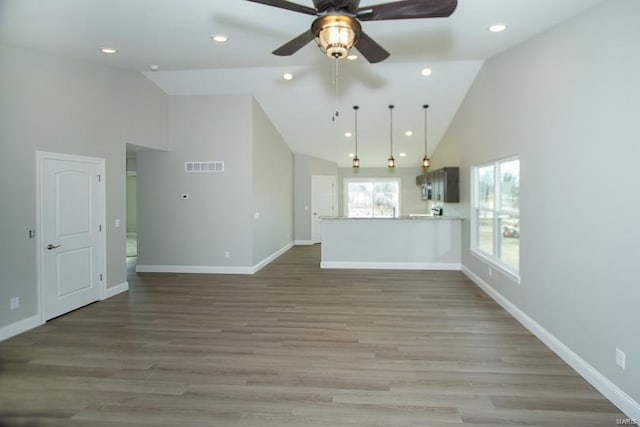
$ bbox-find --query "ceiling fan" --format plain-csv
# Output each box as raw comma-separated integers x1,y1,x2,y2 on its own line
245,0,458,63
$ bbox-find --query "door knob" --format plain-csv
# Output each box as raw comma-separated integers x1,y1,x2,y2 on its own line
46,244,61,250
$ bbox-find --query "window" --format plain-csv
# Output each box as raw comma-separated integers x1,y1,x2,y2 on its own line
345,178,400,218
472,157,520,277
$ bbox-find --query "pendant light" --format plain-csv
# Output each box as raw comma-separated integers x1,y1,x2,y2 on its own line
352,105,360,168
422,104,431,169
387,104,395,168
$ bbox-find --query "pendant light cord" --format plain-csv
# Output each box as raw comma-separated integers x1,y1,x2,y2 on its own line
424,104,429,157
389,105,394,156
354,105,359,156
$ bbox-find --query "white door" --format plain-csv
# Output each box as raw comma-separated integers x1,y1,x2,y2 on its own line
39,152,105,320
311,175,336,244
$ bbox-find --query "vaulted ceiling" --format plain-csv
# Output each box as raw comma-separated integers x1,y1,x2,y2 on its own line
0,0,604,166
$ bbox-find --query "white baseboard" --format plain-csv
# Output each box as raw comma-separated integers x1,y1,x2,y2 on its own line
294,240,315,246
136,243,295,276
461,265,640,420
251,242,293,273
0,315,43,342
136,264,255,274
102,281,129,299
321,261,461,270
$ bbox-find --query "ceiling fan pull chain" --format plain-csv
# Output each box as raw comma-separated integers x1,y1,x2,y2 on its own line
332,57,339,122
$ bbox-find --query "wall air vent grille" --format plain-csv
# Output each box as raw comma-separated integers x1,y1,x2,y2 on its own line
185,161,224,173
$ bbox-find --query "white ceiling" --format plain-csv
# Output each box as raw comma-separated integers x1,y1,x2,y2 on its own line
0,0,604,166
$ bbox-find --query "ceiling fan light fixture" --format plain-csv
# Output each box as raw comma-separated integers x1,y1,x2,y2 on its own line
312,15,360,59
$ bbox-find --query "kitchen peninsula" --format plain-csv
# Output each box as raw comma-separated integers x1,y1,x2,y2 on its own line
320,216,462,270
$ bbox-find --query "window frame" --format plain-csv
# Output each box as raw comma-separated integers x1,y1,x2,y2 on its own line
343,177,401,218
471,156,520,283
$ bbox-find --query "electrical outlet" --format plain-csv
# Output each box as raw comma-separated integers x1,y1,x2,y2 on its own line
616,348,626,369
10,297,19,310
224,251,231,259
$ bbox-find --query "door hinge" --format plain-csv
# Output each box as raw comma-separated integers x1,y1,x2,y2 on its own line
97,174,102,183
99,224,102,232
99,273,103,281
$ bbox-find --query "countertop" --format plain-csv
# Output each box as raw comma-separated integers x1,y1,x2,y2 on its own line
321,215,463,220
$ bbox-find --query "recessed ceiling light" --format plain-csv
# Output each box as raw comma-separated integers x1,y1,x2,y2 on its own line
344,132,352,138
489,24,507,33
347,54,358,60
210,34,228,43
348,153,355,158
399,152,407,158
421,68,432,77
283,72,293,80
405,130,413,137
99,47,117,54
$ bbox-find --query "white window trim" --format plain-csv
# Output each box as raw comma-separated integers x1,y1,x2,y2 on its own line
471,156,520,284
344,177,402,218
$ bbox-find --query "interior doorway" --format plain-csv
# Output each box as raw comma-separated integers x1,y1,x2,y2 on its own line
125,151,137,258
311,175,337,244
37,151,106,320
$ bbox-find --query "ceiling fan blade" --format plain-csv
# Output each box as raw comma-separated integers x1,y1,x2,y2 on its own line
273,30,316,56
354,31,390,63
245,0,318,16
357,0,457,21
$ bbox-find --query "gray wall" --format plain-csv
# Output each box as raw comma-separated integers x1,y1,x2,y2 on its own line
126,175,137,234
137,94,294,269
0,44,168,329
293,154,338,242
433,0,639,403
251,98,294,264
338,167,429,217
137,95,254,267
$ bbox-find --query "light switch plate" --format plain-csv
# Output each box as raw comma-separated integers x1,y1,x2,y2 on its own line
616,348,626,369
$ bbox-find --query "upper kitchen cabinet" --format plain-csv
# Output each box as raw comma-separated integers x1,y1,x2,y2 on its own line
417,167,459,203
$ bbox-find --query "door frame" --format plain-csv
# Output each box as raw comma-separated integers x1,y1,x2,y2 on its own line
36,151,107,322
311,175,337,244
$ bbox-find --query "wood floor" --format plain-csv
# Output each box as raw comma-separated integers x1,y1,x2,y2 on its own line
0,245,624,426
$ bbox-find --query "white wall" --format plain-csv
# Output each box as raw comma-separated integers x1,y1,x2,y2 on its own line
126,175,137,234
433,0,640,411
0,44,168,331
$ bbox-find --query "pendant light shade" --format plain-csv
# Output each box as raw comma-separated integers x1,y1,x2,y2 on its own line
388,104,395,168
352,105,360,169
422,104,431,169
